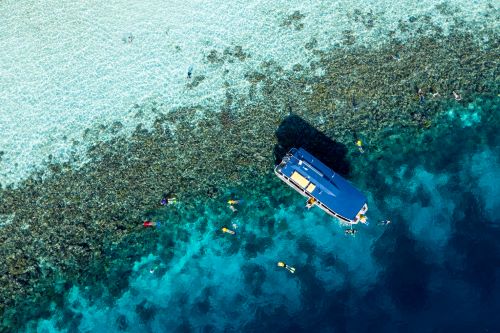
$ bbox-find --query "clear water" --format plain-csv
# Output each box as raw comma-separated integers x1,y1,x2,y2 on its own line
0,0,496,186
0,0,499,332
28,97,500,332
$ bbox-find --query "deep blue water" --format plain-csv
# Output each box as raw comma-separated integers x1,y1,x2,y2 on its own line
30,97,499,332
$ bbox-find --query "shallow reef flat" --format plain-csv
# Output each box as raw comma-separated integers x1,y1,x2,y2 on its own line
0,21,498,331
0,0,497,186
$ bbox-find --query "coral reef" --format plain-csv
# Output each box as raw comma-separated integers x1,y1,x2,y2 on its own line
0,22,498,331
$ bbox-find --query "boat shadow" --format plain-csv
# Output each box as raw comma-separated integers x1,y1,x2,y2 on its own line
273,115,351,176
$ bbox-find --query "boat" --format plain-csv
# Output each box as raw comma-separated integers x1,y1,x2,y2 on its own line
274,147,368,224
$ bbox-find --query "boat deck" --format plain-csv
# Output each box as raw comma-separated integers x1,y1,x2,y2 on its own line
275,148,368,224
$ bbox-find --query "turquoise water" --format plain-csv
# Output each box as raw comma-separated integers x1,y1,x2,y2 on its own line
0,0,499,332
27,97,500,332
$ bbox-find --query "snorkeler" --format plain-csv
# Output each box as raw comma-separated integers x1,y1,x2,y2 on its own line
305,197,316,209
123,33,134,43
221,226,236,235
378,220,391,226
228,198,243,213
160,194,177,206
418,88,425,104
356,139,364,154
345,228,358,236
187,65,193,79
143,221,162,228
429,87,440,98
277,261,296,274
391,54,401,61
452,91,462,101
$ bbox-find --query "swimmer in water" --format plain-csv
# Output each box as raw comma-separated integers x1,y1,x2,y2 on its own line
305,197,316,209
277,261,296,274
418,88,425,104
228,198,243,213
143,221,161,228
345,228,358,236
356,139,364,154
221,226,235,235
